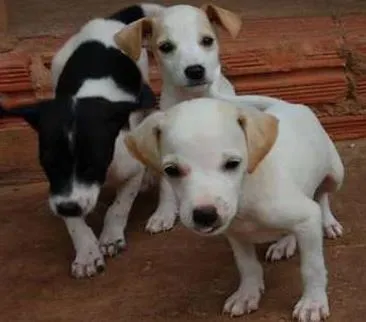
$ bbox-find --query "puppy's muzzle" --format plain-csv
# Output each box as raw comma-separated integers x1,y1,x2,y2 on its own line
184,64,206,85
193,205,222,233
56,202,82,217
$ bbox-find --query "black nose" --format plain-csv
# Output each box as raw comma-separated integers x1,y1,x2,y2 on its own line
193,206,218,227
57,202,82,217
184,64,205,81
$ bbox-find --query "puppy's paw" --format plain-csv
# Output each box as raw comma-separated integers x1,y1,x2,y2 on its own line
72,242,105,278
265,234,297,262
99,228,126,257
323,219,343,239
223,281,264,316
145,210,177,234
293,291,329,322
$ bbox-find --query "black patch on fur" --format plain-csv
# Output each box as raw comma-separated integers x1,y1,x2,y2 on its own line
0,96,151,197
55,41,142,98
1,5,158,214
108,5,145,24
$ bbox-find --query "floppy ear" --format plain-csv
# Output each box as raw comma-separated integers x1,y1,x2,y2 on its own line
237,108,279,173
0,100,50,131
201,3,242,38
124,111,165,172
114,18,154,61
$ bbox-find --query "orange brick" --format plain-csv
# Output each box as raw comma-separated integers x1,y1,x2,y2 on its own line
218,16,345,75
231,69,348,105
341,15,366,56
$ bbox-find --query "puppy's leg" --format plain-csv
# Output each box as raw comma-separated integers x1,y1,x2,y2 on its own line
265,234,297,262
99,171,144,257
266,191,342,261
223,236,264,316
292,199,329,322
145,178,177,233
317,192,343,239
64,217,105,278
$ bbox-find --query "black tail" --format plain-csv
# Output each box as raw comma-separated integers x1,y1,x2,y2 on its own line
108,3,164,25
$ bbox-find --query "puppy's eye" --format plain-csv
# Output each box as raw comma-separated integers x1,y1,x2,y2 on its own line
222,159,241,171
163,164,183,178
158,41,176,54
201,36,214,47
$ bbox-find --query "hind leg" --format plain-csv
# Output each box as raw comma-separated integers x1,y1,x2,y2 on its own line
317,192,343,239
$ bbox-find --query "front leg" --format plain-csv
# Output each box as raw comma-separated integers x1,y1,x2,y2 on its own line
292,200,329,322
64,217,105,278
99,171,144,257
145,177,177,233
223,236,264,316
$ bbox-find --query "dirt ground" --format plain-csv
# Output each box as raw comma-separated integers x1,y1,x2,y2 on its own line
6,0,366,37
0,139,365,322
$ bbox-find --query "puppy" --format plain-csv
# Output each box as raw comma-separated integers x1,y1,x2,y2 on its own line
206,90,344,261
114,3,242,233
0,3,163,278
124,97,344,321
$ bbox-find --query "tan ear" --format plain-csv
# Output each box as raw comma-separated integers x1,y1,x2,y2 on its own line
237,108,279,173
124,111,165,172
201,3,242,38
114,18,153,61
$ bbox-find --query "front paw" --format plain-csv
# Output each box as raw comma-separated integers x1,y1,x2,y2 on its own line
145,209,177,234
99,228,126,257
293,291,329,322
265,234,297,262
223,281,264,316
72,242,105,278
323,219,343,239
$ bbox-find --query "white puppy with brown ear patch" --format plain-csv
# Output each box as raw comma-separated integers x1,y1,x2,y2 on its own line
124,97,344,322
115,3,242,233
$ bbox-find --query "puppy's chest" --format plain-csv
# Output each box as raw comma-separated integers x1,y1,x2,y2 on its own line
228,217,288,244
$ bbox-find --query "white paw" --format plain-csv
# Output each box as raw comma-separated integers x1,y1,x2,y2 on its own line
99,227,126,257
265,234,297,262
323,219,343,239
293,292,330,322
223,281,264,316
71,241,105,278
145,210,177,234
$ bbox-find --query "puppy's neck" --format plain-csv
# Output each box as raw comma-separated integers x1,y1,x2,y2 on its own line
160,79,211,110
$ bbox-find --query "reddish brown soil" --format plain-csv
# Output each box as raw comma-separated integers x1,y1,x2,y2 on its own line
6,0,366,38
0,139,365,322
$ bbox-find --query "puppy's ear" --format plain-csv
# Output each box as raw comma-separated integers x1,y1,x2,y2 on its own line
124,111,165,172
0,100,51,131
114,18,154,61
237,108,279,173
201,3,242,38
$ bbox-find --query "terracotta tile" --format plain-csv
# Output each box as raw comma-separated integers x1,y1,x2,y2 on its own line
0,52,32,93
218,16,345,75
232,69,348,105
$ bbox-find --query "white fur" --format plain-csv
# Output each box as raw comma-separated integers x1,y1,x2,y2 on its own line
50,4,164,278
64,217,105,278
76,77,136,102
49,181,100,217
137,97,344,321
145,4,236,234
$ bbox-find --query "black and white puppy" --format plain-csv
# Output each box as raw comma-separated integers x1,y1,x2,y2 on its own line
0,3,163,278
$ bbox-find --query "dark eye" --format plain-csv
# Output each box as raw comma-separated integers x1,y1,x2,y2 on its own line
201,36,214,47
164,164,183,178
223,159,241,171
158,41,176,54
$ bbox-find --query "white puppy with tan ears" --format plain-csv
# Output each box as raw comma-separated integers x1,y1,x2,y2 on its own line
115,3,242,233
124,96,344,321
